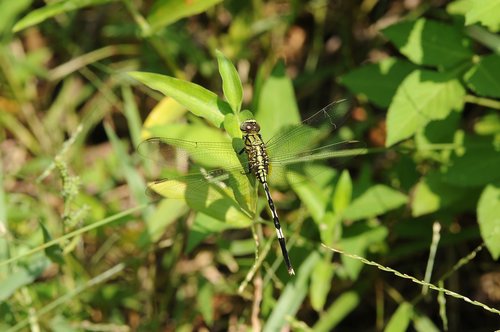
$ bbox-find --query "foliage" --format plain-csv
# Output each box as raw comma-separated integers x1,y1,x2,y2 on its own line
1,0,499,331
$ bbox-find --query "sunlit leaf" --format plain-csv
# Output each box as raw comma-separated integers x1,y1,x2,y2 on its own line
385,302,414,332
147,0,223,32
344,185,408,221
13,0,115,32
477,184,500,259
386,70,465,146
216,50,243,113
129,71,230,128
465,0,500,32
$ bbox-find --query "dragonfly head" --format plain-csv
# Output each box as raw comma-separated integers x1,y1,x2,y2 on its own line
240,120,261,134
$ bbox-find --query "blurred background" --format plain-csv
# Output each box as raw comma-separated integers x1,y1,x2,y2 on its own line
1,0,500,331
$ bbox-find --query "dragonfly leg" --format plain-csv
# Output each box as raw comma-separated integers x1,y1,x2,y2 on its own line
262,182,295,275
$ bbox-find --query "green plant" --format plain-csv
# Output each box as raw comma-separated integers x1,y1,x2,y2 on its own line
1,0,499,331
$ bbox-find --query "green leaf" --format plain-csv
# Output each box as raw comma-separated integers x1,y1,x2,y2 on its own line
412,173,469,217
197,279,214,325
129,71,230,128
0,0,32,35
382,18,473,67
442,136,500,187
386,70,465,146
310,259,335,311
187,213,234,253
140,199,188,245
340,58,416,107
384,302,413,332
147,0,223,32
0,256,50,301
216,50,243,113
13,0,115,32
148,177,253,228
142,97,187,134
465,0,500,32
312,291,361,331
333,170,353,215
475,112,500,135
255,61,301,140
447,0,475,16
464,55,500,98
477,184,500,259
344,185,408,221
41,223,64,265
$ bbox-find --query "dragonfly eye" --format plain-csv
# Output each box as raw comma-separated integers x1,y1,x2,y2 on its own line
241,120,258,132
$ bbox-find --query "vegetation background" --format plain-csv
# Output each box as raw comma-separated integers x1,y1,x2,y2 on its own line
1,0,500,331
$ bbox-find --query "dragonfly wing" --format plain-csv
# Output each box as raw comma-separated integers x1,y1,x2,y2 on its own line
138,137,240,169
147,167,256,225
267,140,367,187
273,140,367,165
138,136,257,214
265,100,348,151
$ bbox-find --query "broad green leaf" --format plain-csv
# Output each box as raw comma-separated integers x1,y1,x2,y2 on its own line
415,110,461,152
344,185,408,221
13,0,115,32
255,61,301,140
442,136,500,187
313,291,361,331
129,71,230,128
412,173,470,217
465,0,500,32
464,55,500,98
386,70,465,146
148,178,253,228
447,0,475,16
216,50,243,113
310,258,335,311
383,19,473,67
147,0,223,32
477,184,500,259
340,58,416,107
384,302,413,332
264,251,321,332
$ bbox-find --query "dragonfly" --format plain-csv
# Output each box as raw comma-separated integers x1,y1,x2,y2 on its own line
138,100,365,275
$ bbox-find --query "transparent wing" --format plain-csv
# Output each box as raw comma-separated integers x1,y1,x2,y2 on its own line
137,137,240,170
272,140,367,165
266,100,348,157
138,137,256,214
266,140,367,187
263,101,365,187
